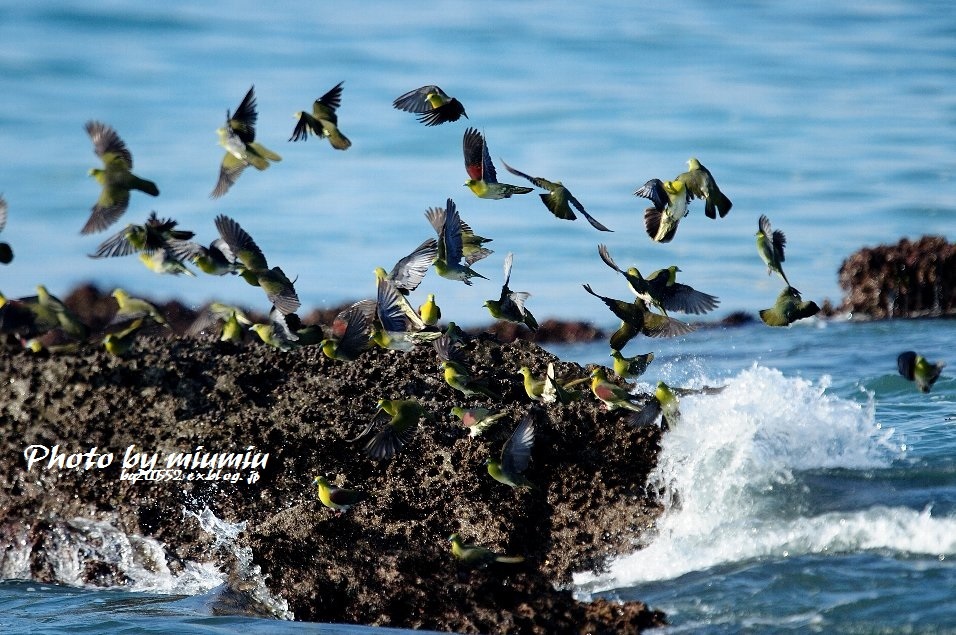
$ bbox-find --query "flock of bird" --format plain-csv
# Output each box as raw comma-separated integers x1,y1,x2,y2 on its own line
0,82,945,561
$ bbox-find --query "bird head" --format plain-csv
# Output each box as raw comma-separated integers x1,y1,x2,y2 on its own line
625,266,643,280
687,157,701,170
373,266,387,281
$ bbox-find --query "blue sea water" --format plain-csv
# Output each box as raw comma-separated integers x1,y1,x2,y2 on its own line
0,0,954,632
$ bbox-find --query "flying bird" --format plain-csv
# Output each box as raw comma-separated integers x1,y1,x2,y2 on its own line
486,410,537,489
759,286,820,327
290,81,351,149
320,301,373,361
675,157,733,219
392,85,467,126
462,128,533,199
483,252,538,331
634,178,690,243
90,211,194,259
897,351,945,393
356,398,430,460
756,214,790,285
430,198,488,285
82,121,159,234
583,283,695,347
211,85,281,198
500,160,612,232
424,202,493,265
373,238,438,296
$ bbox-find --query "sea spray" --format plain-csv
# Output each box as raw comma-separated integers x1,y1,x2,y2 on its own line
185,507,293,620
573,364,956,594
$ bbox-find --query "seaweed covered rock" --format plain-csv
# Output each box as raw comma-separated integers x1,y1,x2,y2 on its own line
0,332,666,633
838,235,956,318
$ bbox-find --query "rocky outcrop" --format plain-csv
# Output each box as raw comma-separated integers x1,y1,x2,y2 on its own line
0,332,666,633
839,235,956,319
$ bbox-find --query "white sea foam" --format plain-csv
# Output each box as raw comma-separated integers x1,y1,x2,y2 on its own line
574,365,956,594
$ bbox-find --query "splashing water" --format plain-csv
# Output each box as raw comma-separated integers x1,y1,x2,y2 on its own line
575,365,956,594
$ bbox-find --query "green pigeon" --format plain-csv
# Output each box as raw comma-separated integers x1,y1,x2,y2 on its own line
0,292,59,338
393,85,467,126
251,307,300,351
610,350,654,379
34,285,89,341
82,121,159,235
897,351,945,393
462,128,533,199
188,302,253,343
138,248,194,277
634,178,690,243
484,252,538,331
211,85,281,198
213,214,300,314
167,222,238,277
441,359,499,399
756,214,790,286
313,476,365,514
23,328,82,355
450,406,507,438
419,293,441,327
373,238,438,296
0,195,13,264
759,286,820,327
103,318,144,357
589,366,644,413
110,288,168,328
424,202,493,265
629,381,726,431
370,277,440,351
448,533,524,566
597,244,719,316
583,284,695,345
675,157,732,219
356,398,430,460
486,410,537,489
90,211,194,259
431,198,488,285
321,301,373,361
500,160,612,232
290,81,351,149
541,362,586,404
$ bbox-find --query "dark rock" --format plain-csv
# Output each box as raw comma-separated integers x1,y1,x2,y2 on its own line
0,330,666,632
838,235,956,319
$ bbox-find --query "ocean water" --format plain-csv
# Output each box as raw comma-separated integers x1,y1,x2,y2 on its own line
1,0,954,632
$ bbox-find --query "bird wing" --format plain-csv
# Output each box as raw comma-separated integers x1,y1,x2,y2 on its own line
316,81,344,111
376,277,412,333
499,160,552,190
567,191,612,232
214,214,268,270
462,128,487,181
634,179,668,210
441,200,466,264
211,153,247,199
627,400,662,429
424,205,446,235
392,85,440,113
501,412,535,475
0,196,6,233
90,225,141,258
333,301,373,356
661,283,720,315
597,244,624,274
289,112,318,142
86,121,133,167
772,229,787,263
642,311,695,337
228,85,258,143
389,238,438,292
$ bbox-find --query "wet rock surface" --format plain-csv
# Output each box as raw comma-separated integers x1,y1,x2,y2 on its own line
838,235,956,319
0,325,666,633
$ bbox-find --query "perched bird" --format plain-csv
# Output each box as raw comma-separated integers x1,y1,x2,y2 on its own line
313,476,365,514
424,202,492,265
486,410,537,489
103,318,144,357
589,366,644,413
34,285,89,341
82,121,159,234
675,157,732,219
320,301,373,361
583,283,695,347
374,238,438,296
250,308,300,351
519,364,585,403
357,398,430,460
897,351,945,393
0,195,13,264
431,198,488,285
759,286,820,327
448,533,524,566
484,252,538,331
419,293,441,327
211,85,282,198
462,128,533,199
610,350,654,380
290,81,351,149
597,244,719,316
213,214,300,314
634,178,690,243
110,288,168,327
393,85,467,126
188,302,252,343
756,214,790,285
500,160,612,232
450,406,507,438
441,359,499,399
90,211,194,259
